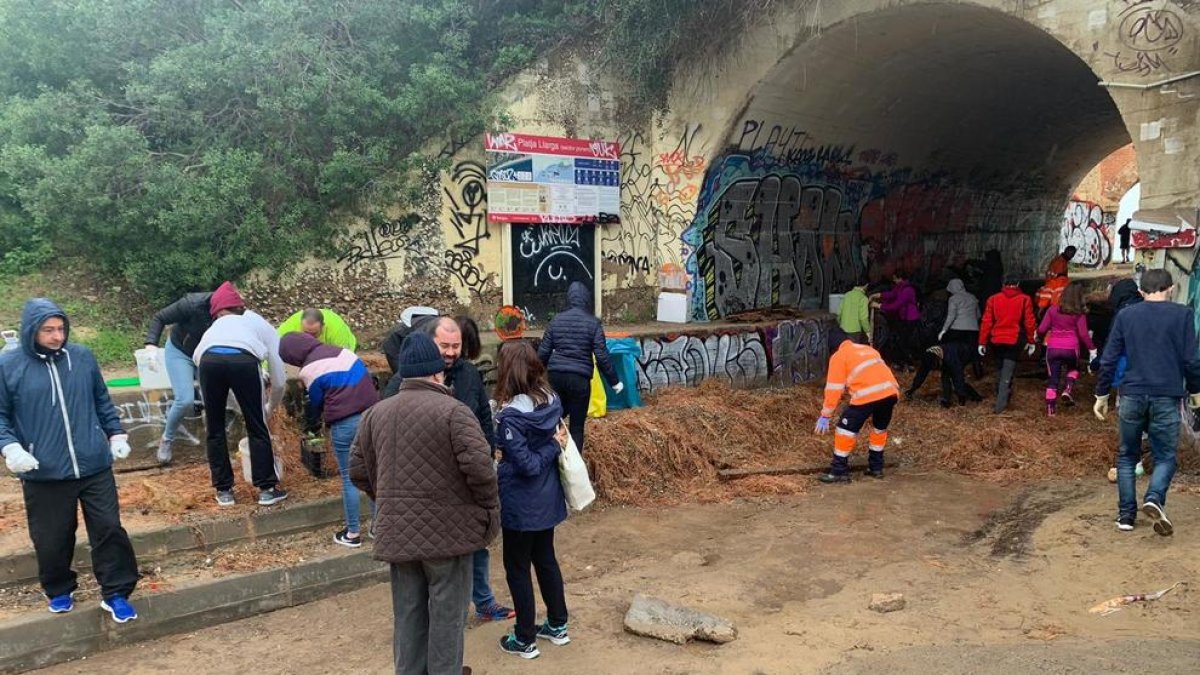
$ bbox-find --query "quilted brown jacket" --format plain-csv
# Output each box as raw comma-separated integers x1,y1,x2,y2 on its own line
349,378,499,563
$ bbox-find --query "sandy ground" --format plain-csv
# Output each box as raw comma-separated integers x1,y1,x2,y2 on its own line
28,472,1200,675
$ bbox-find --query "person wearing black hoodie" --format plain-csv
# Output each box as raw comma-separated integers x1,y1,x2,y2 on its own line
143,288,217,464
537,282,622,451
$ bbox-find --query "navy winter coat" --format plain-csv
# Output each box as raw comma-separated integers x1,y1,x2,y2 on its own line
496,394,567,532
537,282,619,385
0,299,125,482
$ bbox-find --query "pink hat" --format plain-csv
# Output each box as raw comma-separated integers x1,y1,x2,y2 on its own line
209,281,245,318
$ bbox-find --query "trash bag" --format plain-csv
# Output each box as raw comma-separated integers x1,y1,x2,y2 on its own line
603,337,643,410
588,357,607,418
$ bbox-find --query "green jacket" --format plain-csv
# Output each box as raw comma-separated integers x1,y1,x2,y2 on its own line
838,287,872,335
277,309,357,351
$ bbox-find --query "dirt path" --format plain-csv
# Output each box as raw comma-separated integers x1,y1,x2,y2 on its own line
30,474,1200,674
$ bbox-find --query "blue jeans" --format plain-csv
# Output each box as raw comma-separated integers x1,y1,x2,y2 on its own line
1117,395,1180,519
331,414,372,533
472,548,496,609
163,341,197,442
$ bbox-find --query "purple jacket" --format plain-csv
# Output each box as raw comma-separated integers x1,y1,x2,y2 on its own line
880,281,920,322
1038,306,1095,352
279,332,377,425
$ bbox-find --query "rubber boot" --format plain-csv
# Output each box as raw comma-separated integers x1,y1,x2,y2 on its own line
867,450,885,479
993,358,1016,414
818,454,851,484
1062,377,1077,406
1046,389,1057,417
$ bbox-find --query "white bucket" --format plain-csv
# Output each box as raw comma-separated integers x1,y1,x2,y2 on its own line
134,348,172,390
238,437,284,484
828,293,846,315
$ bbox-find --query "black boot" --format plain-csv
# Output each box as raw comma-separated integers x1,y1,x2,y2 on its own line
867,450,885,479
818,453,851,484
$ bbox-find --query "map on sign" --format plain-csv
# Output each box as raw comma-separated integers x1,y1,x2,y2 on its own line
485,132,621,224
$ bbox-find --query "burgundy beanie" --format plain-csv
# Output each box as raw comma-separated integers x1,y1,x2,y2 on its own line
209,281,245,318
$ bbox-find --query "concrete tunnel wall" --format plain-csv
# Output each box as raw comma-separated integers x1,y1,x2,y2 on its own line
680,2,1139,320
240,0,1198,330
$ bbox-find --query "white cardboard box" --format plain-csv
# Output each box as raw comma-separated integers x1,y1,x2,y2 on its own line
656,292,689,323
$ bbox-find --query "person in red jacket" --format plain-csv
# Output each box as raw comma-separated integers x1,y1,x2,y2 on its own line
979,278,1037,414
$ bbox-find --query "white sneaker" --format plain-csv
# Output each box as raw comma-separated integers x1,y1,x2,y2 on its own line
1141,502,1173,537
157,439,173,464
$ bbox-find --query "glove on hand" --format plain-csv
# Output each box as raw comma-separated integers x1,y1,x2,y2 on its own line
612,382,625,395
1094,395,1110,421
110,434,131,460
815,416,831,435
2,443,39,473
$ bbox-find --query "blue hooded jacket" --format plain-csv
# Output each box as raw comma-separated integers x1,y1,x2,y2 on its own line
0,299,124,482
496,393,567,531
537,282,619,385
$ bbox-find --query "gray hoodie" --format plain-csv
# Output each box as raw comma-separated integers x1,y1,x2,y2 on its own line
942,279,980,334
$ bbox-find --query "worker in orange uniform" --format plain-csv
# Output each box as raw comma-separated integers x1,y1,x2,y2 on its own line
815,327,901,484
1036,272,1070,315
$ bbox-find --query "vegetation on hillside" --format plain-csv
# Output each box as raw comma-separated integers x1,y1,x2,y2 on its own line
0,0,777,305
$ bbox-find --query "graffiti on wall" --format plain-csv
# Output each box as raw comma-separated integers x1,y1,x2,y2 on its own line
443,160,498,299
764,319,831,385
631,319,833,393
115,390,240,450
683,119,1060,321
337,215,422,270
1104,4,1186,77
1060,199,1113,268
608,124,707,285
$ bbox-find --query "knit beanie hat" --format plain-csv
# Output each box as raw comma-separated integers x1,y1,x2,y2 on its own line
209,281,245,318
399,332,444,378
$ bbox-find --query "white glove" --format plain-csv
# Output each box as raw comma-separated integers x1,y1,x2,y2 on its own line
1089,349,1098,362
1025,343,1036,357
612,382,625,395
938,330,946,342
1094,395,1110,421
143,343,158,352
978,346,987,357
109,434,131,460
2,443,39,474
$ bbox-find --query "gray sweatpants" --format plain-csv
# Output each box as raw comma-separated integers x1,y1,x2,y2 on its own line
390,554,472,675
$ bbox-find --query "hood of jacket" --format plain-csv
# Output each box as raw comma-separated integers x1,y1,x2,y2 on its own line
1110,278,1142,312
497,393,563,434
567,282,591,311
279,331,323,367
947,279,966,295
20,298,69,361
1001,286,1023,299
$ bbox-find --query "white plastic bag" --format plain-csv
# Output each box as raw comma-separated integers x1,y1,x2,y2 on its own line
134,347,171,390
557,427,595,512
238,437,284,484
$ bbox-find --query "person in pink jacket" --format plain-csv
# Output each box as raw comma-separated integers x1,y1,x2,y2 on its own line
1037,282,1096,416
873,272,921,370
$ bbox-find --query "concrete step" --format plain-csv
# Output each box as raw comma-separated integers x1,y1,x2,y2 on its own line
0,494,365,590
0,540,386,673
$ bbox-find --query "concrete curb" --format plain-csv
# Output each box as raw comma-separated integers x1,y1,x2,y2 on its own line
0,549,387,674
0,495,366,588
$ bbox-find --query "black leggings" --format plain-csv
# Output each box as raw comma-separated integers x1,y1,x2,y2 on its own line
503,528,568,643
548,371,590,452
199,350,277,491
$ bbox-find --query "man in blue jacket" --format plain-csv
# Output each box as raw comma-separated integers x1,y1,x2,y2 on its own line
0,299,140,622
1095,269,1200,536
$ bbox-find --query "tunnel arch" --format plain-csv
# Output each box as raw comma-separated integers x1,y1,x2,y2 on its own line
683,1,1135,321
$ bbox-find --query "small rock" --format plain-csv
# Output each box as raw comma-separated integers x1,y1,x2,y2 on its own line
669,551,706,567
869,592,906,613
624,594,737,645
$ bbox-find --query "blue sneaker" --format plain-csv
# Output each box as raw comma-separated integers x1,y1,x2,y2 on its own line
100,595,138,623
47,593,74,614
476,602,516,622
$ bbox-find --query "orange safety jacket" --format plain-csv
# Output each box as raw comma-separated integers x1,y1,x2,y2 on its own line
1036,276,1070,310
821,340,901,418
